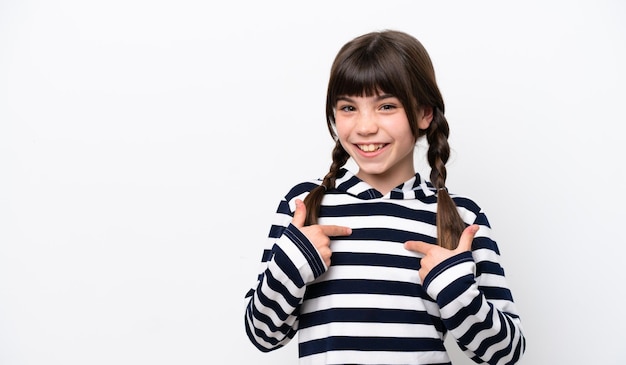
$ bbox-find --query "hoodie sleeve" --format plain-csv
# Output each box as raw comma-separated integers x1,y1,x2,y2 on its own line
244,187,325,352
421,218,526,365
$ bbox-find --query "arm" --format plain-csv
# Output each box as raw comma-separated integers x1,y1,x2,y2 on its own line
405,194,526,365
244,187,352,352
415,220,526,364
244,196,322,352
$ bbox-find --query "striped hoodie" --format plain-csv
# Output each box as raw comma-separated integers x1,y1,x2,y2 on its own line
245,168,526,364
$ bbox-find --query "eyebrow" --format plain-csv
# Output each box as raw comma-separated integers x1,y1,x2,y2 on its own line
336,93,396,103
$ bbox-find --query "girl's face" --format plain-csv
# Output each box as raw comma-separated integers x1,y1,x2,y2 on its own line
334,93,432,194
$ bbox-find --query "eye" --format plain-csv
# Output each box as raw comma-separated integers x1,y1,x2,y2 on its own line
379,102,402,112
378,96,402,112
338,104,356,112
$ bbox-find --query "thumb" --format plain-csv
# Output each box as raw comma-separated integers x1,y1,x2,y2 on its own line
456,224,479,252
292,199,306,228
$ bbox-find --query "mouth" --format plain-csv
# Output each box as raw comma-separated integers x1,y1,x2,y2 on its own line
357,143,386,152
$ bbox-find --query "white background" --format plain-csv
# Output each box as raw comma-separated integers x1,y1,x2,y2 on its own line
1,1,625,364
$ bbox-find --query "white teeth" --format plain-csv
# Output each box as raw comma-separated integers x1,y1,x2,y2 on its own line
358,144,384,152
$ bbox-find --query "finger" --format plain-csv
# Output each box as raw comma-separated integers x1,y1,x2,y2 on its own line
404,240,434,255
455,224,479,252
292,199,306,228
319,224,352,237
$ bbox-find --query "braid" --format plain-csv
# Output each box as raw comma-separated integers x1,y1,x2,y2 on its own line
426,111,450,190
426,108,466,249
303,141,350,225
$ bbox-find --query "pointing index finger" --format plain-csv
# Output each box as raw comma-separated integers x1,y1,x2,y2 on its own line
319,224,352,237
404,240,434,255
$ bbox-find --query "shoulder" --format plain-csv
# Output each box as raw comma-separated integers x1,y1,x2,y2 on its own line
283,179,324,202
450,193,482,213
449,192,491,226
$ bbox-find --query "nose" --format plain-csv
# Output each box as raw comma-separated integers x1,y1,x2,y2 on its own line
355,111,378,135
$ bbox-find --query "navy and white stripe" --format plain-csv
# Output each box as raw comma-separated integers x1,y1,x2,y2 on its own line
245,168,526,364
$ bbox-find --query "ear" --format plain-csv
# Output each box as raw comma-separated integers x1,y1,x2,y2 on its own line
417,106,434,130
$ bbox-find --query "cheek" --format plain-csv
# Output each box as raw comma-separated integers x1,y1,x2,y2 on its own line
334,123,355,154
334,121,351,141
387,118,416,143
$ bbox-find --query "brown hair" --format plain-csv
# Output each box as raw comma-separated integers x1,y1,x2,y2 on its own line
303,30,466,249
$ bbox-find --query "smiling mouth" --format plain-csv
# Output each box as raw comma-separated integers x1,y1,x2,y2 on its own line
357,143,386,152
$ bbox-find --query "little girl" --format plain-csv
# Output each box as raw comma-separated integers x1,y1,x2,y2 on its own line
244,29,526,365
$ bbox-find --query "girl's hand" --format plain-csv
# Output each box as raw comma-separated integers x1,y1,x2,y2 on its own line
292,199,352,268
404,225,479,283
